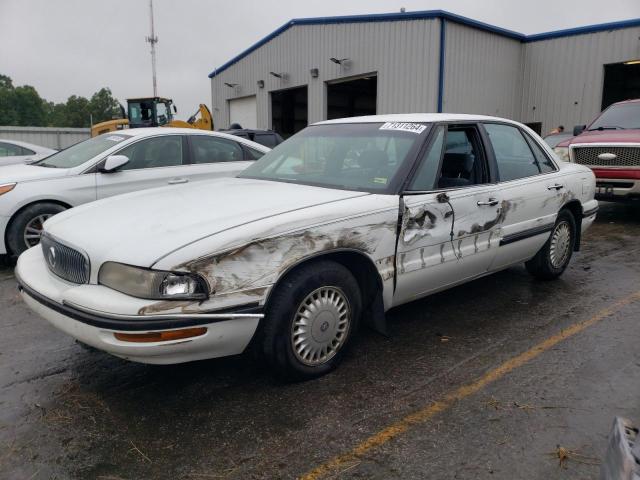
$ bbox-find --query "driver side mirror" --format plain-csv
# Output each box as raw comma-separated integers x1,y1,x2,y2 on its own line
573,124,586,136
100,155,129,173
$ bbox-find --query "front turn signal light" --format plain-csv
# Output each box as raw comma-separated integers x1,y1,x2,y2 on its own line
114,327,207,343
0,183,16,196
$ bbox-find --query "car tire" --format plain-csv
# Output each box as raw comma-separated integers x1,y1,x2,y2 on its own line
261,260,362,381
7,202,67,257
525,209,576,280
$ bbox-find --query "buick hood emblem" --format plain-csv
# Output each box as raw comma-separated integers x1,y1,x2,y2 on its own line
48,246,56,267
598,152,617,161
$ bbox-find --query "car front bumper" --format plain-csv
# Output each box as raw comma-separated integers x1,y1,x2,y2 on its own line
0,215,9,255
16,247,263,364
592,168,640,202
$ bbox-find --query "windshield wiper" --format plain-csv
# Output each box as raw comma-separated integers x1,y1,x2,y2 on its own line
588,125,625,131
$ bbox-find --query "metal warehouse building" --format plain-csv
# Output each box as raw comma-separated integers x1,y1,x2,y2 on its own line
209,10,640,137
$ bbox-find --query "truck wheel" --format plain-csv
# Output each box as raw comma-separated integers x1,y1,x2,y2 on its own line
525,209,576,280
7,203,66,256
261,260,362,381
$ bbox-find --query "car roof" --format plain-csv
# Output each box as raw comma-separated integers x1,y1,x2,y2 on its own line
118,128,270,151
0,138,56,152
610,98,640,106
314,113,523,126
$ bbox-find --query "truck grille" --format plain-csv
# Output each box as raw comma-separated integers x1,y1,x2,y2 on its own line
573,146,640,167
41,234,90,284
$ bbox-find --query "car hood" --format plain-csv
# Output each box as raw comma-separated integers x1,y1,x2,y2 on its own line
44,177,370,268
0,163,70,183
561,129,640,146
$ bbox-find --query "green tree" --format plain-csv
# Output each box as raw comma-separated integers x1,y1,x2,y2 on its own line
64,95,91,127
89,88,122,124
0,75,18,125
14,85,46,126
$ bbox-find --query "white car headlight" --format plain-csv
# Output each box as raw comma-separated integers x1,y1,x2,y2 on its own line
98,262,209,300
553,147,570,162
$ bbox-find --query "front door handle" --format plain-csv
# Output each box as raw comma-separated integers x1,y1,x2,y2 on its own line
477,198,499,207
547,183,564,190
168,178,188,185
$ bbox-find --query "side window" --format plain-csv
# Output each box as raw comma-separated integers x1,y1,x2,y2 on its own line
20,147,36,155
524,132,557,173
0,142,22,157
484,124,541,181
254,133,277,148
244,146,265,160
409,126,445,191
191,136,244,164
116,136,184,170
436,126,487,189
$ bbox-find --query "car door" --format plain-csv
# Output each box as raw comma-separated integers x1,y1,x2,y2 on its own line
96,134,192,199
394,123,502,305
185,135,256,181
482,123,562,270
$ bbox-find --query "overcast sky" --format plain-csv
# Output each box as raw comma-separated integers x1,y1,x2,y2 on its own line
1,0,639,121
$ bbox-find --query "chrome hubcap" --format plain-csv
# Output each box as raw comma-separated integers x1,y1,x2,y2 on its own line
549,221,571,268
291,286,351,366
24,214,53,248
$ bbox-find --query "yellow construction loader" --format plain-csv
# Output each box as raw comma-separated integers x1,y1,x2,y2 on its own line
91,97,213,137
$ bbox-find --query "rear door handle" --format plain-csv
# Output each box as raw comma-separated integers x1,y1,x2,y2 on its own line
168,178,188,185
547,183,564,190
477,198,499,207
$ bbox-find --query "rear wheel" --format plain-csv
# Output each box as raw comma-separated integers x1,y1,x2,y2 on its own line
261,260,362,381
7,202,66,256
525,209,576,280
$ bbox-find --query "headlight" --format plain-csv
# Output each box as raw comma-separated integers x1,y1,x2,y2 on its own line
553,147,570,162
98,262,209,300
0,183,16,196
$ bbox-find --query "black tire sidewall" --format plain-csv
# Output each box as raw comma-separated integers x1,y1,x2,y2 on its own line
7,203,66,256
262,260,362,380
531,209,577,278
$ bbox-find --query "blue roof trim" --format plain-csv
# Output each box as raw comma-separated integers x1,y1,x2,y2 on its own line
208,10,640,78
525,17,640,42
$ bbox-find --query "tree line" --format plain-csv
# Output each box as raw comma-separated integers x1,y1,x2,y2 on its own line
0,74,122,128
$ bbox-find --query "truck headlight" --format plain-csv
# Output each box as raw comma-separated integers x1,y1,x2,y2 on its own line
553,147,570,162
98,262,209,300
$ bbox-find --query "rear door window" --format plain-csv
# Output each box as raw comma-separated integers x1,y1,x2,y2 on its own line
524,132,557,173
0,142,23,156
190,135,244,163
484,123,541,181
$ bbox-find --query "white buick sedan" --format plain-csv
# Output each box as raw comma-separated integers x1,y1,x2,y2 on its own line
0,128,269,256
16,114,598,380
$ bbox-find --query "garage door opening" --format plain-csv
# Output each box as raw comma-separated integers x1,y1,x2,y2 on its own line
327,75,377,120
602,62,640,110
271,86,307,138
229,96,257,129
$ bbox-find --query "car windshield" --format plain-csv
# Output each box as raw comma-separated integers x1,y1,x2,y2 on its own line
238,122,428,192
36,134,131,168
543,133,572,148
588,102,640,130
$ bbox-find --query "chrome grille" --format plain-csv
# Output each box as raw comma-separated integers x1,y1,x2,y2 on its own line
41,234,90,284
573,146,640,167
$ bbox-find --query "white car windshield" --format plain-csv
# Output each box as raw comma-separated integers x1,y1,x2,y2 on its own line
238,122,429,192
36,134,131,169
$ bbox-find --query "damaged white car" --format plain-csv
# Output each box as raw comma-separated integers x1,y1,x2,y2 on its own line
16,114,598,379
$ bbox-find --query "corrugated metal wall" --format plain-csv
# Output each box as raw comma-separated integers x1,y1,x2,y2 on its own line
211,19,441,129
520,27,640,133
0,126,90,150
443,21,523,119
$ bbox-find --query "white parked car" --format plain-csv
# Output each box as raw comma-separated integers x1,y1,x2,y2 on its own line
16,114,598,380
0,139,57,166
0,128,269,256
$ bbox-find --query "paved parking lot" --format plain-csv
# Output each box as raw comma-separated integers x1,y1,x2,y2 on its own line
1,202,639,480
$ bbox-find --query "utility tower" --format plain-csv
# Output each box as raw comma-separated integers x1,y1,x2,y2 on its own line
145,0,158,96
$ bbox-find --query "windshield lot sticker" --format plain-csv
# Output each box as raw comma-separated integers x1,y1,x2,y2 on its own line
380,122,426,134
373,177,388,184
106,135,125,142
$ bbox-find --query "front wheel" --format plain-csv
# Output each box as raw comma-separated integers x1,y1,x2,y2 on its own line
7,202,67,256
260,260,362,381
525,209,576,280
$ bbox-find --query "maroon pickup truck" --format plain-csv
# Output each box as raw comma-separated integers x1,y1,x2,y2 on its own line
554,99,640,202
